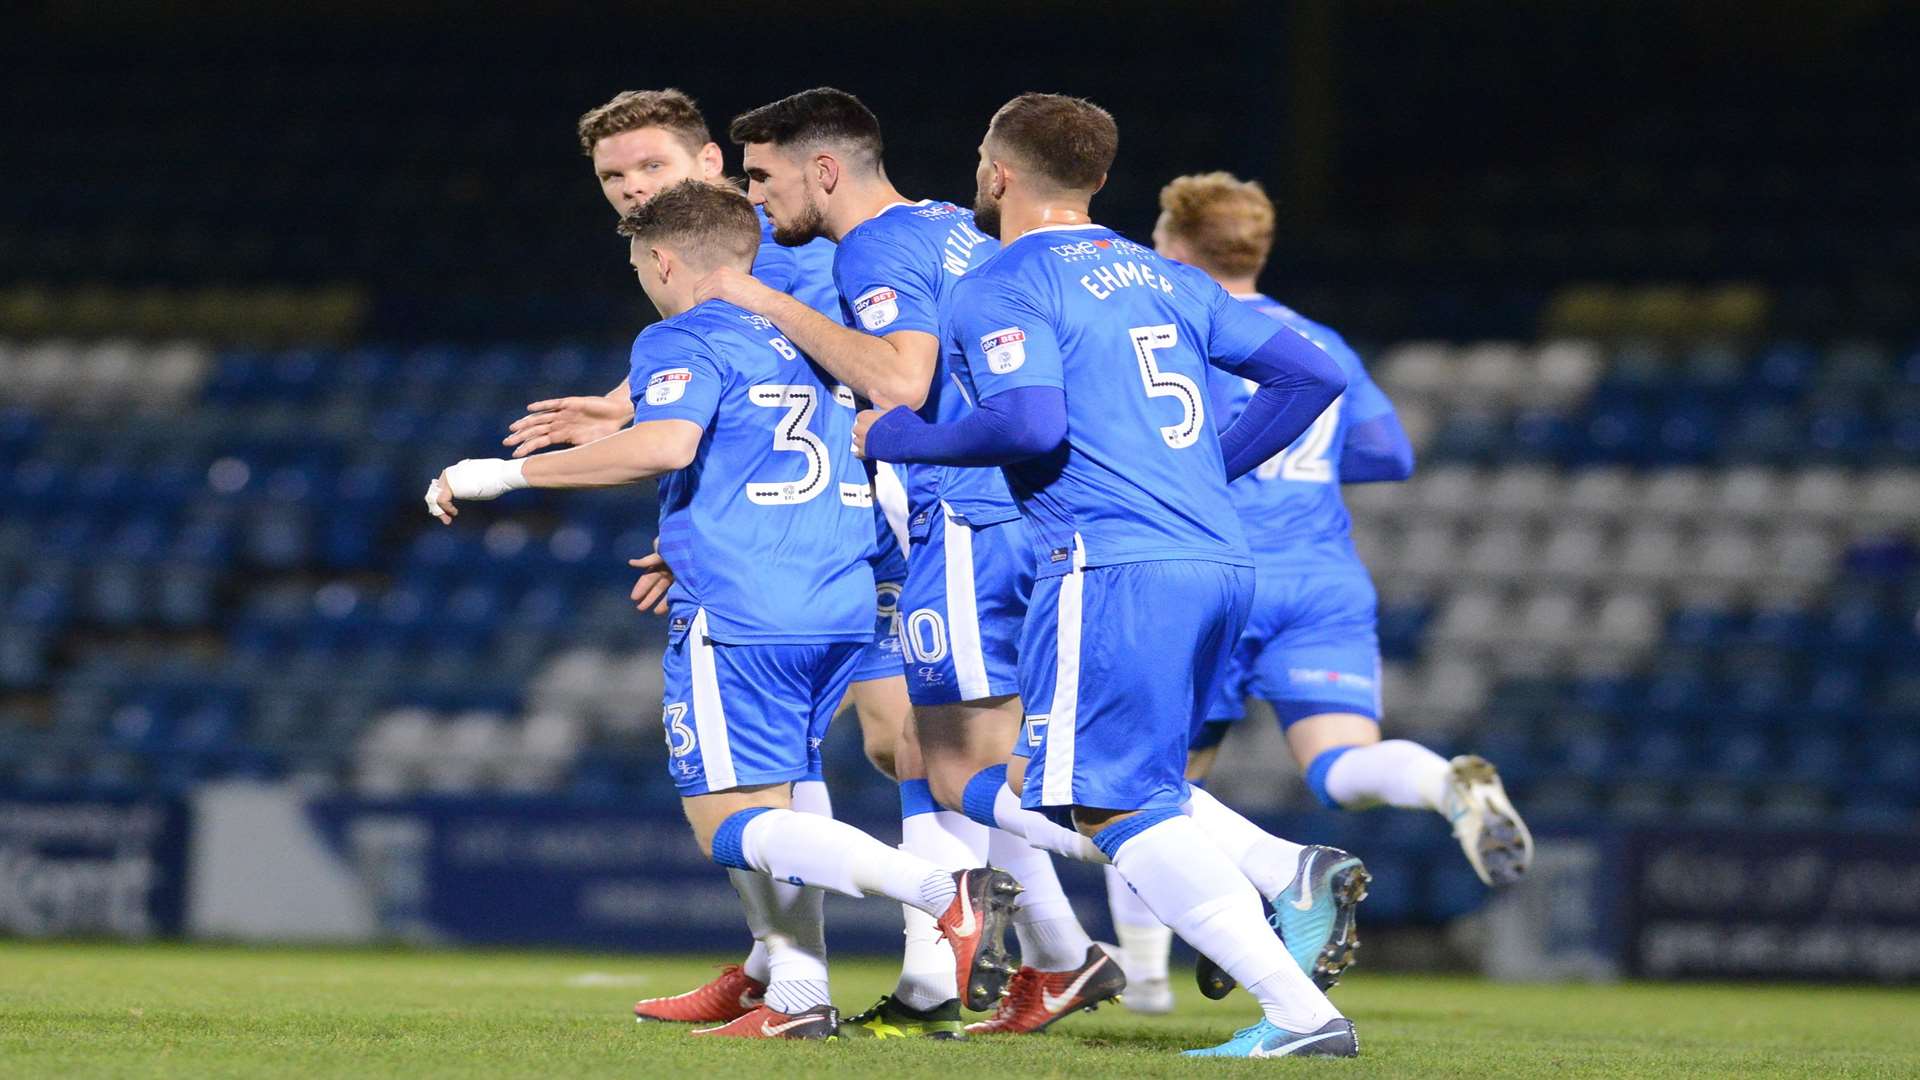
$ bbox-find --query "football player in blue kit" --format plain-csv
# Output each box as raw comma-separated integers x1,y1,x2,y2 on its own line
858,94,1365,1058
426,181,1019,1040
691,88,1120,1035
494,89,920,1028
1103,173,1535,1013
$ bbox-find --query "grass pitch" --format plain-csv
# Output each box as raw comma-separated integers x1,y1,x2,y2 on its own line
3,943,1917,1078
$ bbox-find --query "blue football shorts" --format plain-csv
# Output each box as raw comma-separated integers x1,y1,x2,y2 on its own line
659,607,862,796
1018,552,1253,816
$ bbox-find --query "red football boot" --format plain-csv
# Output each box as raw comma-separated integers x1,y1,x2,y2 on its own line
632,963,765,1024
933,867,1024,1011
965,945,1128,1034
690,1003,839,1040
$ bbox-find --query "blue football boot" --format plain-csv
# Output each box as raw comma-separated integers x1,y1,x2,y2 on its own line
1183,1017,1359,1058
1195,845,1370,998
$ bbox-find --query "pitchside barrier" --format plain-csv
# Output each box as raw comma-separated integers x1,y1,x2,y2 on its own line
3,782,1917,983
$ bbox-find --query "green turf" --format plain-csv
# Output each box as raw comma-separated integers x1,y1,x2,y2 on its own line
2,943,1917,1078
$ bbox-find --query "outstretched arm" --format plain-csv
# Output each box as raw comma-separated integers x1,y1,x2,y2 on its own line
856,385,1066,466
694,266,936,409
501,378,637,458
427,420,701,523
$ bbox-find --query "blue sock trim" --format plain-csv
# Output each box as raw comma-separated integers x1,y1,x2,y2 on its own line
899,778,940,818
961,765,1009,828
1091,806,1183,861
1305,745,1359,810
710,806,774,870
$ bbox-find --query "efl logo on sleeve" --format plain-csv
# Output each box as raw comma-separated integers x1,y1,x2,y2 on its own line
981,327,1027,373
853,286,901,331
644,368,692,405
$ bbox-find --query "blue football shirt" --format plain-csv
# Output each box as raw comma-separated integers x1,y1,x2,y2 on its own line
752,205,840,319
1206,294,1396,568
946,225,1313,577
831,200,1016,538
628,299,876,643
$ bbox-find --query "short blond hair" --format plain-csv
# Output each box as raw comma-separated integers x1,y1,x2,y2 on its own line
1157,172,1274,279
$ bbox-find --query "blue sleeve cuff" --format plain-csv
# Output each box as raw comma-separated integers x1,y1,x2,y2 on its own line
1339,413,1415,483
865,386,1066,467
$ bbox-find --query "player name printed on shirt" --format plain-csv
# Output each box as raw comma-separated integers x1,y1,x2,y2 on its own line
853,286,900,331
645,368,692,406
982,328,1027,373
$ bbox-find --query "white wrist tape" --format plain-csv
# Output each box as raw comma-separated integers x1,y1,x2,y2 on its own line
444,457,528,500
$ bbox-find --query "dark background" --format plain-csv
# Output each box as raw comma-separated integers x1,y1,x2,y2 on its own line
8,1,1913,341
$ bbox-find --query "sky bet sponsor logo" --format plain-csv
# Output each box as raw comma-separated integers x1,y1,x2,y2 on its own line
644,368,691,406
854,286,900,331
1287,668,1375,690
982,327,1028,373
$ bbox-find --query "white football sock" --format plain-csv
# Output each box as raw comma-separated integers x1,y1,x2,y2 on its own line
1325,739,1451,811
743,780,834,984
733,869,778,985
1108,815,1339,1033
893,809,985,1010
894,904,953,1012
1183,786,1306,901
756,867,830,1016
995,782,1107,864
988,826,1093,971
791,778,834,817
737,809,955,914
1104,863,1171,982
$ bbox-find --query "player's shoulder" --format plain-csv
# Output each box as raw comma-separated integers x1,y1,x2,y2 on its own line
643,302,761,360
948,240,1029,305
832,218,920,281
1264,301,1363,368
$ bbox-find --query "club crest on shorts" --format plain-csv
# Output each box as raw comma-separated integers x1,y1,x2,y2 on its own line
854,286,900,331
982,327,1027,373
645,368,691,406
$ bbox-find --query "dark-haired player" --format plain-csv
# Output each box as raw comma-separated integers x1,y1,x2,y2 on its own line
859,94,1361,1058
697,88,1120,1036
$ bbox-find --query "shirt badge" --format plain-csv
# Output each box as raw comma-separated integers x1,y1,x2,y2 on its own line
982,327,1027,374
645,368,691,405
854,287,901,331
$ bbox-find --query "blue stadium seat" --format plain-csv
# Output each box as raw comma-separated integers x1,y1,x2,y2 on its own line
1582,402,1652,464
1751,341,1816,399
1721,404,1800,463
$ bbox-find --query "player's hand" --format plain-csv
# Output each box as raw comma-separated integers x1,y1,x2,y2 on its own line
628,539,674,615
426,471,458,524
852,408,885,460
691,265,776,312
503,395,633,458
425,458,528,523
